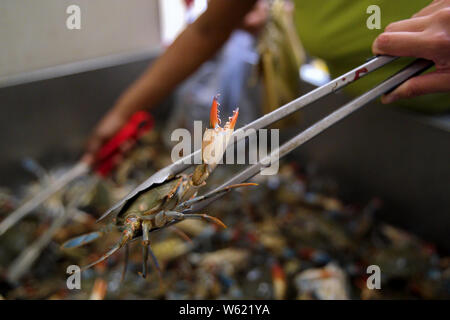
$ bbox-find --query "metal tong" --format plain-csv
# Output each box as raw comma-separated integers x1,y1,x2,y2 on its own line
99,56,433,221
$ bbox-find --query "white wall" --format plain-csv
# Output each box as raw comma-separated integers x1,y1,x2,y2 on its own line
0,0,160,80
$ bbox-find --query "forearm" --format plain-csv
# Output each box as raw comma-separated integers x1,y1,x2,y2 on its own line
114,28,228,116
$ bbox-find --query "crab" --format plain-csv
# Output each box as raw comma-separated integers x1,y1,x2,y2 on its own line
62,96,256,278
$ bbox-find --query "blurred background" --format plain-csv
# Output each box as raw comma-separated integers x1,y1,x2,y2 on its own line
0,0,449,300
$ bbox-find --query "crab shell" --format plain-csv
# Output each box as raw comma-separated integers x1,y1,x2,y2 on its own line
202,96,239,166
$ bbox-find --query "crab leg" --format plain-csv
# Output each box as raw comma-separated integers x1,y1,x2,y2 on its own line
165,211,227,229
141,221,151,278
142,246,149,279
82,242,123,271
169,226,192,242
81,226,134,271
120,243,129,283
140,220,162,279
148,246,162,279
176,182,257,210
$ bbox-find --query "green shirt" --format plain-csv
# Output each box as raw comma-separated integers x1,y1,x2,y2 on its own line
294,0,449,113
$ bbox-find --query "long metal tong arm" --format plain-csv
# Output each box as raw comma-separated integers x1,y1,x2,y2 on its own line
100,55,398,221
185,59,434,213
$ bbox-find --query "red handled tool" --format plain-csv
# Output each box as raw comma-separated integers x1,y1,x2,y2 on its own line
93,111,153,177
0,111,154,236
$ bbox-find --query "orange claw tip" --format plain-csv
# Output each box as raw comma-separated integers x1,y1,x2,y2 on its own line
226,108,239,130
224,183,258,190
239,182,257,186
210,96,220,128
213,218,227,229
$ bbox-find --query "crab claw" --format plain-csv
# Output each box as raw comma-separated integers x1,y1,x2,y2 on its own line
208,95,239,130
202,95,240,166
210,95,220,128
